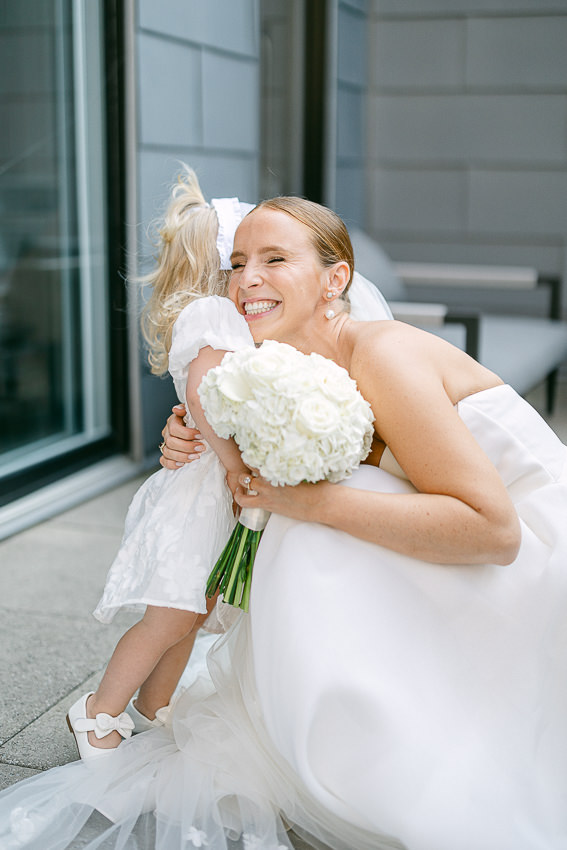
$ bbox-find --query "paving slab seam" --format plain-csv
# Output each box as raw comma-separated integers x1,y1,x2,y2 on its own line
43,520,129,535
0,667,107,747
0,758,44,770
0,605,104,624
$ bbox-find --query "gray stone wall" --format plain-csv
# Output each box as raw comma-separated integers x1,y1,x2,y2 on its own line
365,1,567,307
136,0,260,230
134,0,261,456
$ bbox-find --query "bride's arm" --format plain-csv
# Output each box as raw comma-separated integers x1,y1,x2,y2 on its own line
235,337,521,567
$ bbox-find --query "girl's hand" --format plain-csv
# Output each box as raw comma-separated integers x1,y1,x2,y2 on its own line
159,404,205,469
234,473,332,523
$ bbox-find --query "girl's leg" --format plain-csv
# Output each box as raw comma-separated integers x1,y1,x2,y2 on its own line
135,593,219,719
134,629,199,720
87,605,200,748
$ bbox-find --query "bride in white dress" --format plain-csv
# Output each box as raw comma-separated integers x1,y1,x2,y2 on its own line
1,197,567,850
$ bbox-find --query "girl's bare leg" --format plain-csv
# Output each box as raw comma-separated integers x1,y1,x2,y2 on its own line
135,593,219,719
86,605,200,749
134,629,199,720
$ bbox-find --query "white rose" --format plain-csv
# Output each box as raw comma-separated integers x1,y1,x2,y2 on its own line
244,342,296,383
215,365,254,403
295,393,342,437
198,380,238,437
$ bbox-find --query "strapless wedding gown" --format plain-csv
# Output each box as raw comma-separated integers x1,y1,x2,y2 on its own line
1,385,566,850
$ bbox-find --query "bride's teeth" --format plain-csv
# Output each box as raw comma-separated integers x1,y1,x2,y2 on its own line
245,301,277,315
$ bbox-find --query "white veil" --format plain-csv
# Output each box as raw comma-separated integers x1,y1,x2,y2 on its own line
348,271,393,322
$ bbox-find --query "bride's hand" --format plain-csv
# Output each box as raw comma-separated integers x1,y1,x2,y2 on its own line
234,473,332,522
159,404,206,469
226,468,254,516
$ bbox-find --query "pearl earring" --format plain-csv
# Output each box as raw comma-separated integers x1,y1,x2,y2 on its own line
325,308,336,320
326,291,334,300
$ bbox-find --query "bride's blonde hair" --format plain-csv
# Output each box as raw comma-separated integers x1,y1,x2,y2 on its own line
256,196,354,291
140,165,229,375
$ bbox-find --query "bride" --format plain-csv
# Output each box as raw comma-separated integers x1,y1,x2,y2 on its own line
1,197,566,850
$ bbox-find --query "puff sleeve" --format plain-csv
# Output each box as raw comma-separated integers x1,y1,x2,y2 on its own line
168,296,254,402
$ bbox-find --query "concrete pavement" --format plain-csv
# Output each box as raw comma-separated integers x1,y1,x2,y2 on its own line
0,472,147,788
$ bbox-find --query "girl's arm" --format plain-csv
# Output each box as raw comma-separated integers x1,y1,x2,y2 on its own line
235,335,520,566
185,346,249,486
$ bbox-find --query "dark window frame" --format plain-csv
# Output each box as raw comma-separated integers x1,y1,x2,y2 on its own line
303,0,328,204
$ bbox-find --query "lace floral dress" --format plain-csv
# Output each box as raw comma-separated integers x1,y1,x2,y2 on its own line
93,295,253,626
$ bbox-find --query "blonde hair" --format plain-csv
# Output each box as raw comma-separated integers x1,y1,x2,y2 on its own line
255,197,354,299
140,165,229,375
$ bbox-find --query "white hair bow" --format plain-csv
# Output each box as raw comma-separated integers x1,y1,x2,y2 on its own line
211,197,255,270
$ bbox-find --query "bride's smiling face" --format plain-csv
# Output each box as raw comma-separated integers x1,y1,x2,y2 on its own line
228,207,332,345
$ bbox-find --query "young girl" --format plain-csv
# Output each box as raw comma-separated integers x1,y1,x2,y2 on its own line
67,166,256,758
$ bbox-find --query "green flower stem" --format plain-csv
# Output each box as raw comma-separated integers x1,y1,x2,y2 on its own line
240,532,261,612
223,528,250,603
206,539,232,597
206,522,265,612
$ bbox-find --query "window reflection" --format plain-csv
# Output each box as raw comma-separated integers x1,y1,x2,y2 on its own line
0,0,110,479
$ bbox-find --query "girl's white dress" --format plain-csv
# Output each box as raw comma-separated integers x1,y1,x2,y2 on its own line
93,295,253,627
1,382,567,848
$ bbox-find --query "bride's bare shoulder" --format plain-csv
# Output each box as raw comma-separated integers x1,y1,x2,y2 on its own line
350,319,428,360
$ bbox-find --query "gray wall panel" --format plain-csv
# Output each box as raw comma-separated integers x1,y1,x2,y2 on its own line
139,0,258,57
365,2,567,310
370,19,465,90
467,17,567,89
379,239,562,272
202,53,259,152
138,34,201,147
369,168,467,233
368,95,567,163
469,170,567,237
372,0,567,14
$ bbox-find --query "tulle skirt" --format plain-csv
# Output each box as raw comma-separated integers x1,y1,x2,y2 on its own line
0,615,403,850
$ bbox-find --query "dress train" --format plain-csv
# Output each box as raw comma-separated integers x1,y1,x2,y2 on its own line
0,615,403,850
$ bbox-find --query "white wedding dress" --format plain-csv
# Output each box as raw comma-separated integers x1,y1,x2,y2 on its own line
1,384,566,850
1,280,566,849
251,384,567,850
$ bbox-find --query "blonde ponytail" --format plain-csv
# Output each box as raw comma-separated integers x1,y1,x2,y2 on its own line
140,165,229,375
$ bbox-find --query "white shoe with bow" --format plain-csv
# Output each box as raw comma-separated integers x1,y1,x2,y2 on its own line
125,698,168,733
66,692,135,760
125,688,184,733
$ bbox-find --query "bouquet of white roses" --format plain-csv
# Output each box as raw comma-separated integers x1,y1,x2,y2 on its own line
198,340,375,611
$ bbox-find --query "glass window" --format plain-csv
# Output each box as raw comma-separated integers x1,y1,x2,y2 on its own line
0,0,110,486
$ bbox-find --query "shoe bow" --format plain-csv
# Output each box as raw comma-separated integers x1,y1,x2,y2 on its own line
94,711,135,739
154,705,171,725
74,711,135,739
